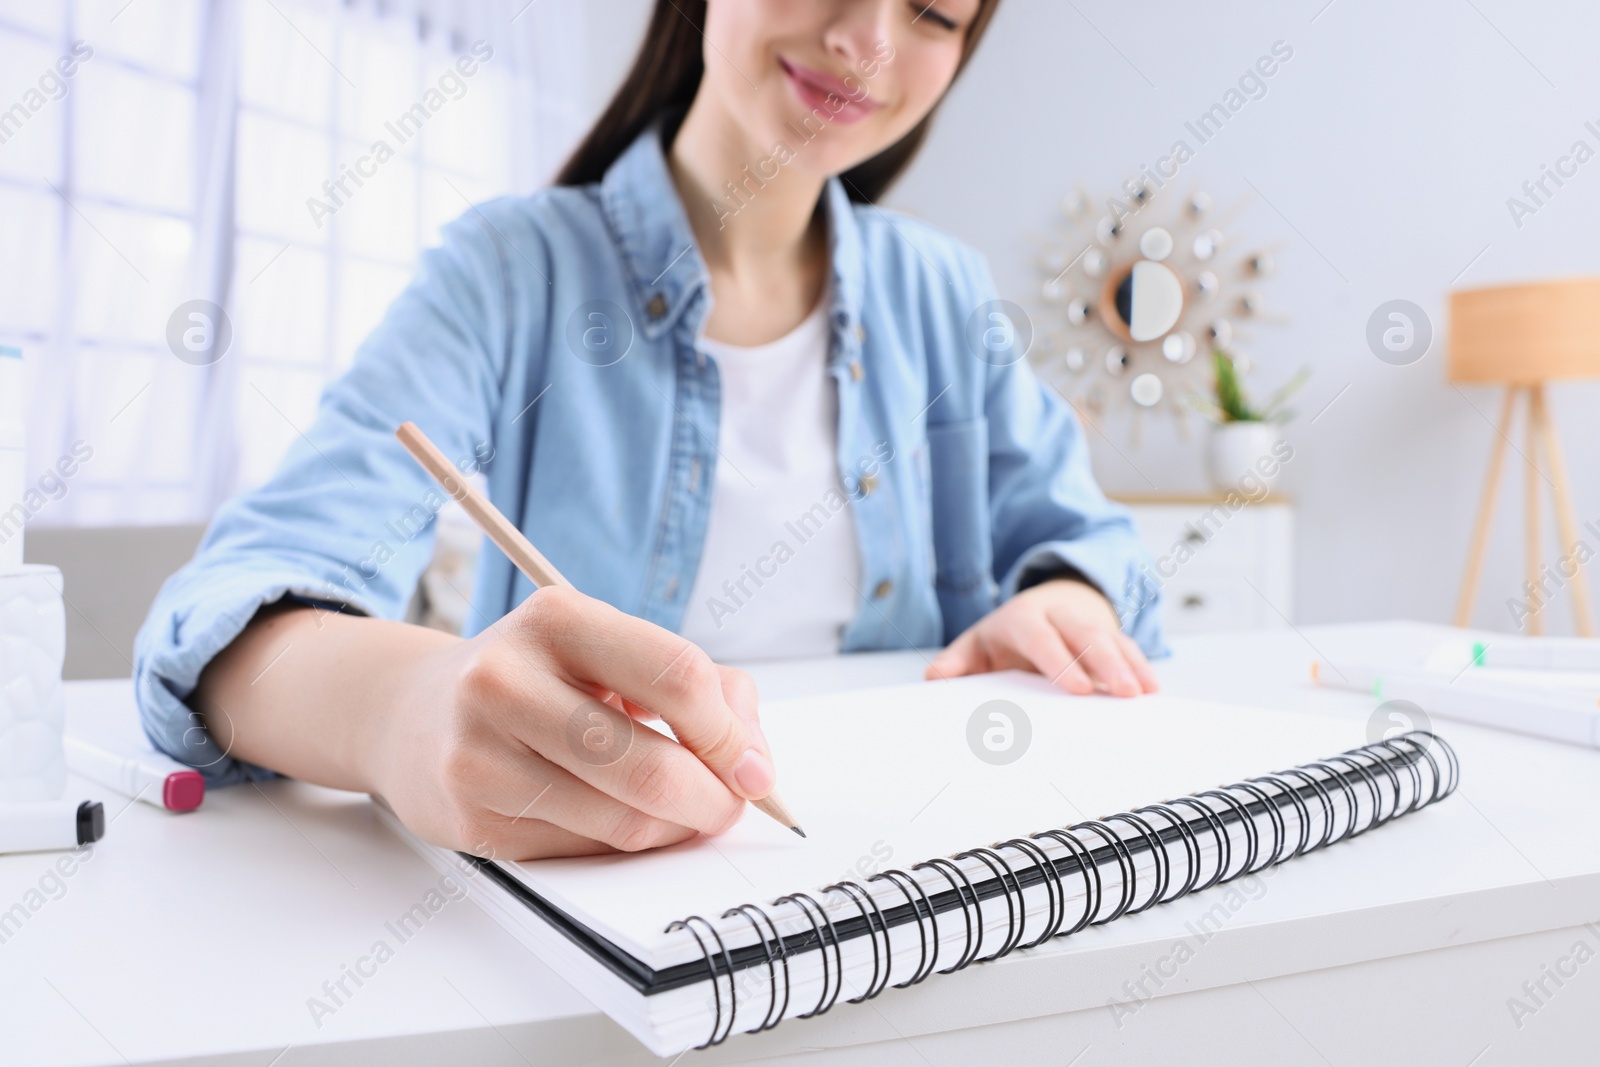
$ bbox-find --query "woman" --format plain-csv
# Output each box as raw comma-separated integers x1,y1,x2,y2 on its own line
136,0,1164,861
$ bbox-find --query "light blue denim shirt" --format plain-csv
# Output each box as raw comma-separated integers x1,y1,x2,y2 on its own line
135,115,1165,783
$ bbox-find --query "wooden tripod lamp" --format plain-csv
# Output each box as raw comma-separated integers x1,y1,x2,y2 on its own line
1451,277,1600,636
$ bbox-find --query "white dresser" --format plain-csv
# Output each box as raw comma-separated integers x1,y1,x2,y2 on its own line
1115,496,1295,635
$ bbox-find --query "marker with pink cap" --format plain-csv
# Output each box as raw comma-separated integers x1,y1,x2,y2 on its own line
65,736,205,812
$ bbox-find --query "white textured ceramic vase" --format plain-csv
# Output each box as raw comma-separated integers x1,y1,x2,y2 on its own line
1207,421,1283,493
0,565,67,802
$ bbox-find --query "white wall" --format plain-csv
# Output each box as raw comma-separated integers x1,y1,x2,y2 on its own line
581,0,1600,633
578,0,653,125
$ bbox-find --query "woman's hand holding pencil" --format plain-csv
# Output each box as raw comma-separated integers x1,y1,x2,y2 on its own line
366,585,785,860
382,421,801,858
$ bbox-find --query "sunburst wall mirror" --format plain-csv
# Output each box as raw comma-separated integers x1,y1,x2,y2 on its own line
1032,180,1284,442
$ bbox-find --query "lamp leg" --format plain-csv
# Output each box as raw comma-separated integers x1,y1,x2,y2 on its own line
1525,385,1544,636
1455,386,1519,627
1532,388,1597,636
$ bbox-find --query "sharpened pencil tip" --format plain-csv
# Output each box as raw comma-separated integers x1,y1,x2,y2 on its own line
791,826,807,838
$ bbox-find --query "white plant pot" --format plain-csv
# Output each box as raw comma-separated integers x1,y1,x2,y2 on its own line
1207,421,1283,493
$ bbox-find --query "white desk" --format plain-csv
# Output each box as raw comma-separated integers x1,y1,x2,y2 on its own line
4,622,1597,1066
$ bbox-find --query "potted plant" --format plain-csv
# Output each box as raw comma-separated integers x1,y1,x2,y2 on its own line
1186,350,1308,491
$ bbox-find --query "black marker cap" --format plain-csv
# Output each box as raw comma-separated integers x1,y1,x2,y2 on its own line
76,801,105,846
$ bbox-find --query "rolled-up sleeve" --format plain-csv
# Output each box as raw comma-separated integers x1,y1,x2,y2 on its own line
134,203,530,783
966,254,1168,659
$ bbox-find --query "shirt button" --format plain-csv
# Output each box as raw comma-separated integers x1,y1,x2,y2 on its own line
664,575,680,599
855,323,866,344
873,579,893,599
849,360,863,382
859,473,879,496
647,293,668,319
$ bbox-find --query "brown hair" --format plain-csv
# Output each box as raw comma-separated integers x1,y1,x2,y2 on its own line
554,0,1002,202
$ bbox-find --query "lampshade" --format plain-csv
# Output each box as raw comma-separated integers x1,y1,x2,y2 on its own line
1448,277,1600,384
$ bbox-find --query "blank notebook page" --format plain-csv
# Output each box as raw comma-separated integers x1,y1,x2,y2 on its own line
498,671,1367,966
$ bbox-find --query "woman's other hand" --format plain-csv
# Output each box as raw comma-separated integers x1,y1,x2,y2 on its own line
924,580,1159,697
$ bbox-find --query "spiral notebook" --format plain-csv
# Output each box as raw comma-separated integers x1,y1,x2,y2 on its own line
381,671,1459,1056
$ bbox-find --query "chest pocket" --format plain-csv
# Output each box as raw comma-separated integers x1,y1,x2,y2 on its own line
925,417,991,594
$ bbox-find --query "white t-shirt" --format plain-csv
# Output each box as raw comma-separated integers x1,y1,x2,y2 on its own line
679,297,862,662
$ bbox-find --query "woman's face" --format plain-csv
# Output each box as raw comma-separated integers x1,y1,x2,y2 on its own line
699,0,983,180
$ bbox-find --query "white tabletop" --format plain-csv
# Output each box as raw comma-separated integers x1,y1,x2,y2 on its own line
4,621,1598,1066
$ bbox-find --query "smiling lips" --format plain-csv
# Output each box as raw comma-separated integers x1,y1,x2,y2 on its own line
779,57,881,124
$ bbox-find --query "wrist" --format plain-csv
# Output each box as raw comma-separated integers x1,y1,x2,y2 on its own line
1014,558,1087,594
354,622,463,796
1017,574,1121,628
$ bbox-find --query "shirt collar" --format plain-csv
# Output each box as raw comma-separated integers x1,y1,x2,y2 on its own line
598,111,866,357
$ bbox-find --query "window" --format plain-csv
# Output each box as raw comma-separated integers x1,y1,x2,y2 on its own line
1,1,205,523
0,0,587,525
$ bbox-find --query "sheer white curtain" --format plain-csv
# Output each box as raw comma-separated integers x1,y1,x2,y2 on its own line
0,0,589,526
